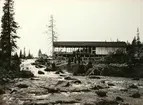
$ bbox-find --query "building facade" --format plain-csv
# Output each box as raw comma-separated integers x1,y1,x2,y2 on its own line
53,41,127,62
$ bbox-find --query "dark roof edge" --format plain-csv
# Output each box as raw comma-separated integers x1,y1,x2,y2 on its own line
53,41,127,47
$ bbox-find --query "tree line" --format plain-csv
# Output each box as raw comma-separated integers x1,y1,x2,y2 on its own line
19,48,33,59
105,28,143,64
0,0,142,81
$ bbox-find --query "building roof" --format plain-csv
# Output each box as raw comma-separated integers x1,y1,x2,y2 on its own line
53,41,127,47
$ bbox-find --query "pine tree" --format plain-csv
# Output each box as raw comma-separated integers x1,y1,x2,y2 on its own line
0,0,19,69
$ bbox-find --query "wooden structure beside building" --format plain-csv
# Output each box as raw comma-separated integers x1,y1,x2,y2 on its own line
53,41,127,62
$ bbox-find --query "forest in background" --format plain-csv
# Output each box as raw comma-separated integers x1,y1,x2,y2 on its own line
0,0,143,85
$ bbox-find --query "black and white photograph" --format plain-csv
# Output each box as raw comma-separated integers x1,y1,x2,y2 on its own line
0,0,143,105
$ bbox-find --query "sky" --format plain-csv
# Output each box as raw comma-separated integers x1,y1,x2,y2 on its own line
0,0,143,56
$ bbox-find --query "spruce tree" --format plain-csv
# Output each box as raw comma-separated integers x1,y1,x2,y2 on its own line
19,49,22,58
136,28,141,47
23,47,26,59
132,36,137,46
0,0,19,69
13,52,19,60
27,50,33,59
136,28,141,58
38,49,42,57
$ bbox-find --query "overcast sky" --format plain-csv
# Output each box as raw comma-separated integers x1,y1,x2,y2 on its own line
0,0,143,56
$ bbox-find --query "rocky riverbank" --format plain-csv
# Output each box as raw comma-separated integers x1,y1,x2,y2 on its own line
0,59,143,105
1,75,143,105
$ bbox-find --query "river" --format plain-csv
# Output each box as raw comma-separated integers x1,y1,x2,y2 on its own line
0,59,143,105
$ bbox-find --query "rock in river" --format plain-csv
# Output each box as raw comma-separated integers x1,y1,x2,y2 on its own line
131,92,141,98
47,87,60,93
132,77,140,80
72,80,82,84
17,84,28,88
116,96,124,102
129,84,138,89
96,90,107,97
38,70,45,74
0,88,5,95
108,82,115,86
19,70,34,78
88,75,101,79
64,76,77,80
91,85,104,90
96,99,118,105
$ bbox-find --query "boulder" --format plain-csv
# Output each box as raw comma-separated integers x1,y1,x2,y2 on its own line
108,83,115,86
38,71,45,74
132,77,140,80
116,96,124,102
55,100,79,104
47,87,60,93
55,80,71,87
101,80,106,84
10,89,17,94
0,88,5,95
17,84,28,88
72,80,82,84
19,71,34,78
83,102,95,105
35,65,44,68
44,67,53,72
120,88,128,92
60,74,66,77
70,88,90,92
131,92,141,98
55,69,64,74
64,82,71,87
64,77,77,80
96,99,118,105
55,80,65,86
30,77,40,80
31,63,36,65
96,91,107,97
88,76,101,79
123,103,129,105
91,85,104,90
129,84,138,89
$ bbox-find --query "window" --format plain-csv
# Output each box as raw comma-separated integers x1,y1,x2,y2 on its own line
92,51,95,54
92,47,95,50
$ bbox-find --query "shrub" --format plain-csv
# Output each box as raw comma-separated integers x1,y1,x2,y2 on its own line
18,71,34,78
73,64,86,75
86,61,93,70
104,49,129,64
35,57,48,65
